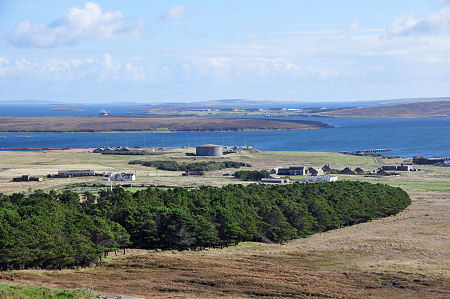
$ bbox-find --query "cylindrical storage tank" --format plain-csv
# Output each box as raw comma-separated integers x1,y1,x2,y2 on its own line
196,144,223,156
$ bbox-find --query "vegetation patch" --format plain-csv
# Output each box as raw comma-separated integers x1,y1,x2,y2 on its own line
234,170,270,181
129,160,250,171
0,283,96,299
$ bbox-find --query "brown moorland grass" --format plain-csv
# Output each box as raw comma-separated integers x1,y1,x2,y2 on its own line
0,116,330,132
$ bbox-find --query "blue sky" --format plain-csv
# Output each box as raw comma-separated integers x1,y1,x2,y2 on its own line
0,0,449,103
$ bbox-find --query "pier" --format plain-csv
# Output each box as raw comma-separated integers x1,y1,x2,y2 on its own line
339,148,392,155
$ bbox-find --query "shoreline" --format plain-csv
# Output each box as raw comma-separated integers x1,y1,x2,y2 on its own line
0,115,332,133
0,127,331,134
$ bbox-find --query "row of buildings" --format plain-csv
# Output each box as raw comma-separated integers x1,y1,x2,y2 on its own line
261,176,338,184
270,166,324,176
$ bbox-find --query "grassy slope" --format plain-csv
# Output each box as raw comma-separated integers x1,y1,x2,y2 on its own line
314,100,450,118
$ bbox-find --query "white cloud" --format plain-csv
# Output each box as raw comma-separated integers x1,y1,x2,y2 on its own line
348,21,360,32
387,5,450,36
0,54,151,83
164,6,187,20
7,2,142,48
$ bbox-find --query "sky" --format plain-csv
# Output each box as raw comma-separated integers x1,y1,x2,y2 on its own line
0,0,450,104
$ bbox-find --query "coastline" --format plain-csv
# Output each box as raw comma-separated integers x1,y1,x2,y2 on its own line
0,115,332,133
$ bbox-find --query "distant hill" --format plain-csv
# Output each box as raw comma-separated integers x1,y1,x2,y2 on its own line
313,100,450,118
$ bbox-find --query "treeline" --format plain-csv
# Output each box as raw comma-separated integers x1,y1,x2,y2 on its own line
0,191,129,270
0,182,410,270
234,170,270,181
84,181,410,250
129,160,250,171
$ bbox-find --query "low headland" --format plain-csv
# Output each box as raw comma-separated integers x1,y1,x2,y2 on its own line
0,115,331,133
312,100,450,118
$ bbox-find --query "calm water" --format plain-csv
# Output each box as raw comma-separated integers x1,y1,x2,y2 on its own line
0,117,448,158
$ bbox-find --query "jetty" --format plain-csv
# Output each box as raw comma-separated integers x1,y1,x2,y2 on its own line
339,148,392,155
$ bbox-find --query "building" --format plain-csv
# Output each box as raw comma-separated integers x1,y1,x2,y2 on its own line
340,167,355,175
93,146,113,153
182,171,204,176
307,167,324,176
261,177,290,184
57,170,96,177
437,160,450,167
271,166,306,176
106,172,136,181
413,156,450,165
381,165,411,171
298,176,338,183
381,165,397,171
196,144,223,156
13,174,43,182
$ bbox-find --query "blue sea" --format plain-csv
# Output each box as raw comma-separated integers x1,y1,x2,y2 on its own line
0,104,448,157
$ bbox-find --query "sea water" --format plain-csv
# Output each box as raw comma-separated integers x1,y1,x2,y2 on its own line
0,117,448,158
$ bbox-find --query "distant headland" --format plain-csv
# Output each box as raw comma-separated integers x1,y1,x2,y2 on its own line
0,116,331,133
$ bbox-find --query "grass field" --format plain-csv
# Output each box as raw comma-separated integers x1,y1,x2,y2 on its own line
0,149,449,298
0,283,96,299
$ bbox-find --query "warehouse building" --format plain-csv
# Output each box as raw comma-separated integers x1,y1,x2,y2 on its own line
196,144,223,156
57,170,96,177
298,176,338,183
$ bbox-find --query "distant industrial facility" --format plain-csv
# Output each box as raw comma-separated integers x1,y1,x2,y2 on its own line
196,144,223,156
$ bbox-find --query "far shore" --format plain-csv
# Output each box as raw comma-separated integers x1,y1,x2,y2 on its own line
0,115,332,133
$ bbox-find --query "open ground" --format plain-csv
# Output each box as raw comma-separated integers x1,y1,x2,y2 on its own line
0,149,448,298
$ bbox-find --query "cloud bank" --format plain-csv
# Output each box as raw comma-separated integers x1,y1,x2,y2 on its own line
7,2,142,48
388,5,450,36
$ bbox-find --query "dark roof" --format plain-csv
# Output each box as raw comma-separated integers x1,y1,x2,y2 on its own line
196,144,222,148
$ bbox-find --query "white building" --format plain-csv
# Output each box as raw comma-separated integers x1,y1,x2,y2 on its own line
102,172,135,182
113,172,136,181
298,176,338,183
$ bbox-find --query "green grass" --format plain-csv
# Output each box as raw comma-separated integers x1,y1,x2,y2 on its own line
259,151,379,167
382,181,450,192
0,283,97,299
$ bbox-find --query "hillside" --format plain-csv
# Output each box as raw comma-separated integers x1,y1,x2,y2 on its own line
0,116,330,132
314,100,450,118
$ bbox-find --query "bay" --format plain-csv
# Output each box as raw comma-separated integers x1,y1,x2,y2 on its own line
0,117,448,158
